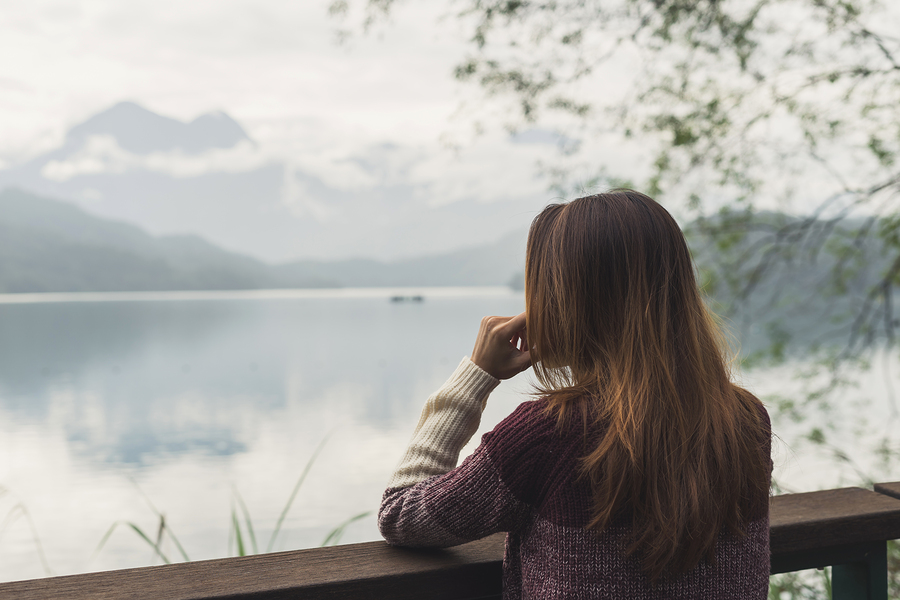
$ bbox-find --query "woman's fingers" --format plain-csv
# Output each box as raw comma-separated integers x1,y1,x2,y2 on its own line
470,312,531,380
503,313,528,353
510,328,528,352
512,330,529,352
498,312,527,337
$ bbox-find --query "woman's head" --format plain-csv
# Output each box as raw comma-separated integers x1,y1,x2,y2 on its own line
526,190,714,387
525,190,770,583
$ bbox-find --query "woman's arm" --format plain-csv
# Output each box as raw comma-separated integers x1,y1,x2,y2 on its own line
385,357,501,491
378,313,532,547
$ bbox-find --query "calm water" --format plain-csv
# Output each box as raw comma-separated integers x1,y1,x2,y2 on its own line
0,288,897,582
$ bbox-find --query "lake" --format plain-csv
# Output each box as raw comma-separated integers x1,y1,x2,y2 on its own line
0,288,897,582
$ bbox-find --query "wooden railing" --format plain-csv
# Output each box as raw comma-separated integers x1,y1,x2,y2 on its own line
2,482,900,600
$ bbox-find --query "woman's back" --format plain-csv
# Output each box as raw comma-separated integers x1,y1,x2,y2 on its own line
379,190,772,598
379,380,771,599
488,399,769,598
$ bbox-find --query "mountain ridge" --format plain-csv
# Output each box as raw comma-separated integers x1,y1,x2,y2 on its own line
0,188,525,293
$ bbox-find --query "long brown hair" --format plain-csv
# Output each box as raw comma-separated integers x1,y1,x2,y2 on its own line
525,190,770,582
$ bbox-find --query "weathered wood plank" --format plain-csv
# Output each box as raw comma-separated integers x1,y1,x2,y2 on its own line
874,481,900,501
770,487,900,554
0,534,506,600
4,486,900,600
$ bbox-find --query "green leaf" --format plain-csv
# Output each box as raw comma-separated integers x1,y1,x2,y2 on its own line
128,522,171,564
233,488,258,555
232,508,246,557
807,428,826,445
128,479,190,562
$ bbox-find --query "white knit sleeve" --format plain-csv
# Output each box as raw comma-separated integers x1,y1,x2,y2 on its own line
386,357,500,489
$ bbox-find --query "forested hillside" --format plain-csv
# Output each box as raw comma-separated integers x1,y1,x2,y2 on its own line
0,188,525,292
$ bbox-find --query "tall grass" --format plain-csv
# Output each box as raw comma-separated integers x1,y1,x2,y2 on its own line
89,480,190,565
0,485,52,576
90,435,372,566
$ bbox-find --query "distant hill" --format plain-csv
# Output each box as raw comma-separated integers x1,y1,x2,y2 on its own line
0,188,321,292
0,188,525,293
275,229,526,288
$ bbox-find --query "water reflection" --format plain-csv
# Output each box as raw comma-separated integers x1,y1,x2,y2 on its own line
0,290,529,580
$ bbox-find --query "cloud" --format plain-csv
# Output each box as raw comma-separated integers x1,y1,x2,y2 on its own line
280,168,336,221
404,134,554,207
275,134,555,217
287,149,384,193
41,135,269,181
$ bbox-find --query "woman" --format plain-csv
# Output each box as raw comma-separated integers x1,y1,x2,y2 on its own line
379,190,772,599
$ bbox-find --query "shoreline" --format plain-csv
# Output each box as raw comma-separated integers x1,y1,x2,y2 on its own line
0,286,519,305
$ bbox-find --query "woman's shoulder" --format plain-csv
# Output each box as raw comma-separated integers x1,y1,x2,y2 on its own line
481,398,558,450
501,397,556,424
478,397,592,509
734,387,772,440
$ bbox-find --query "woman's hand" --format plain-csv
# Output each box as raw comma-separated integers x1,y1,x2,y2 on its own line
470,312,532,380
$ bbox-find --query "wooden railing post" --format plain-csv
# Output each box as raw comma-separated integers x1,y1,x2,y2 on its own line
831,541,887,600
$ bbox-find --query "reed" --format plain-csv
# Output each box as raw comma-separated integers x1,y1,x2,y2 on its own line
90,435,372,566
0,485,53,576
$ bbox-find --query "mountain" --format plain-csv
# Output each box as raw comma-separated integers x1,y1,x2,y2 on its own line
64,101,250,155
0,188,525,293
0,188,329,292
0,102,547,263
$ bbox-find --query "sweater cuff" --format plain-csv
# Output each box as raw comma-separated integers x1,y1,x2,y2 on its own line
443,356,501,408
385,357,500,490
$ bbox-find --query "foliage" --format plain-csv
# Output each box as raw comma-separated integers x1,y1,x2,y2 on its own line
768,568,831,600
227,435,372,556
332,0,899,205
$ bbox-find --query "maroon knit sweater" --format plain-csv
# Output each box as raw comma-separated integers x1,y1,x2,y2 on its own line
380,398,772,599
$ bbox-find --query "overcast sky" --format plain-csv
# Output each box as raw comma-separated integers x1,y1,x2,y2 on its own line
0,1,465,156
0,0,618,260
4,0,761,266
0,0,591,199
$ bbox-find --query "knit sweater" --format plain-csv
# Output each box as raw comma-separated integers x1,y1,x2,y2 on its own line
379,357,772,600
